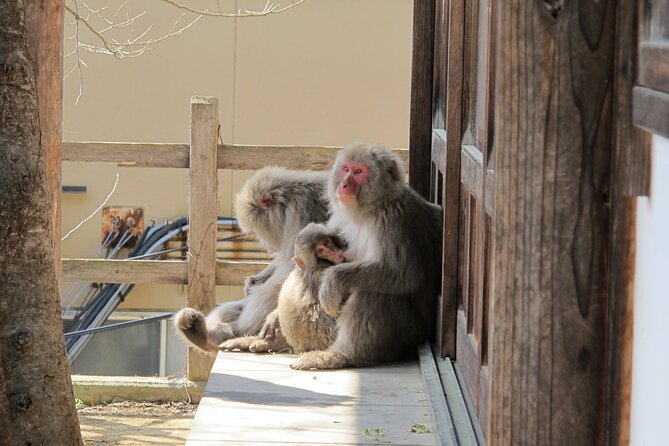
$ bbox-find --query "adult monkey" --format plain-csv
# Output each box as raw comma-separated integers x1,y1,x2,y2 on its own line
220,222,346,353
174,167,329,353
291,143,442,370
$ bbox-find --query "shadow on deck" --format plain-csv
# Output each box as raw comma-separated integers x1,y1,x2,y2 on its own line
185,346,480,445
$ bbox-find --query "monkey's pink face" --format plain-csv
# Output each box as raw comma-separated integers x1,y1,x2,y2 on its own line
336,162,369,206
315,236,346,265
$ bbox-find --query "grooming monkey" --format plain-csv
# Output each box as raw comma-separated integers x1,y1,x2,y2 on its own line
220,222,346,353
174,167,330,353
290,143,443,370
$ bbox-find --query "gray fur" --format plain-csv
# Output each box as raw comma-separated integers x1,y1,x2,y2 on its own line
220,223,345,354
175,166,330,353
291,143,443,370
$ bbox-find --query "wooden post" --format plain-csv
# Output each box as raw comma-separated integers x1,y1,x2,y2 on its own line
187,96,219,382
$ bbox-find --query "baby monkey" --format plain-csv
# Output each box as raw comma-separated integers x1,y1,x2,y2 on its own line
220,223,346,353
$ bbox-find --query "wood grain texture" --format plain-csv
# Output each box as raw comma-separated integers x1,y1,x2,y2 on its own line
489,2,615,444
62,259,266,285
62,142,190,167
62,142,409,171
187,352,439,445
439,0,466,360
187,97,219,381
409,0,435,200
613,0,651,197
25,0,64,283
603,197,637,446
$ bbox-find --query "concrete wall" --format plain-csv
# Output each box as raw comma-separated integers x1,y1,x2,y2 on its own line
630,134,669,444
62,0,414,311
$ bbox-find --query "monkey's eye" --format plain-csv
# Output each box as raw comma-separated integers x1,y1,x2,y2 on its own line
343,166,350,173
354,168,363,175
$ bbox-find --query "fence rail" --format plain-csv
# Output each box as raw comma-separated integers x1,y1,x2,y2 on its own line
62,259,267,285
61,96,408,380
63,141,410,170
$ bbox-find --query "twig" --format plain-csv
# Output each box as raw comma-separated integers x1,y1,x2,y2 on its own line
63,1,307,102
61,173,120,241
156,0,304,17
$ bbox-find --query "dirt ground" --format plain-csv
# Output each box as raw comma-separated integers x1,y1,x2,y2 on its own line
77,401,197,445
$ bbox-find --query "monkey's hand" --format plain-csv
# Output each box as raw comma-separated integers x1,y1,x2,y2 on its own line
243,276,258,295
244,263,277,295
319,267,345,317
258,309,281,341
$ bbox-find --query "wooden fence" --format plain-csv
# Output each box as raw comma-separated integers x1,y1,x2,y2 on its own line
61,96,409,381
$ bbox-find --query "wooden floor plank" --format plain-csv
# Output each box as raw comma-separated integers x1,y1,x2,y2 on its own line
186,352,440,445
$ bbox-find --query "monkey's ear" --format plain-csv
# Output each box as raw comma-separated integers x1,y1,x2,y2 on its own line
388,160,401,181
259,194,275,209
294,256,306,270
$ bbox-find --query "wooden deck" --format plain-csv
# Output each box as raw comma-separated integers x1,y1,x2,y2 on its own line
185,352,442,445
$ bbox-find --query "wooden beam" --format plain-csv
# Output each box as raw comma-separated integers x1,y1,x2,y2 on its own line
187,96,219,381
638,42,669,94
408,0,435,200
63,259,189,284
62,259,267,285
489,2,615,444
62,142,190,167
633,86,669,139
62,141,409,171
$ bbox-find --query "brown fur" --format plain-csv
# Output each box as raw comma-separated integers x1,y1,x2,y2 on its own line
220,223,345,353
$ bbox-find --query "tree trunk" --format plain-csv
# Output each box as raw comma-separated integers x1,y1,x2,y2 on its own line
0,1,83,444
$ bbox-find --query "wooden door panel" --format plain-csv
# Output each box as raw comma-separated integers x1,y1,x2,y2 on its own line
425,0,494,437
454,0,495,436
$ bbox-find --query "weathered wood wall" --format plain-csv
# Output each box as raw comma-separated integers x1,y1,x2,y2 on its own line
489,2,615,444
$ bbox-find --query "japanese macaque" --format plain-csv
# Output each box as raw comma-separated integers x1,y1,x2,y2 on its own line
290,143,443,370
174,167,330,354
220,223,346,353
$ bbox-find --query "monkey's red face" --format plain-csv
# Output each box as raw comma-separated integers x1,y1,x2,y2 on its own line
337,162,369,205
315,236,346,265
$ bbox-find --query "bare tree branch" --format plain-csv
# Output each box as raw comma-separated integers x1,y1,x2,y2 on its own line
63,1,306,103
157,0,305,18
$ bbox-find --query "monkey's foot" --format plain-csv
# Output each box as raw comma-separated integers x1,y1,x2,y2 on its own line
250,336,290,353
174,308,213,352
219,336,256,352
290,350,349,370
174,307,204,331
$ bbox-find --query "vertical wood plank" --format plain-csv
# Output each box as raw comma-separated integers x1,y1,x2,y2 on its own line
25,0,64,284
613,0,651,196
489,2,615,444
440,0,465,359
409,0,436,200
187,96,219,381
604,196,637,446
604,0,652,442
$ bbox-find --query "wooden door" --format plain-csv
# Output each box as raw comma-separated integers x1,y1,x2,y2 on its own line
454,0,495,434
411,0,496,436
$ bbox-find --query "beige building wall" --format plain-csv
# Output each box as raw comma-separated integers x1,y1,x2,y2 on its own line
62,0,414,312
